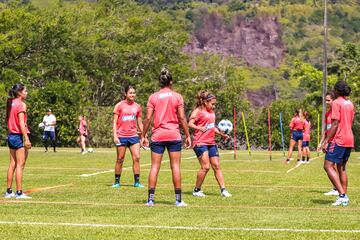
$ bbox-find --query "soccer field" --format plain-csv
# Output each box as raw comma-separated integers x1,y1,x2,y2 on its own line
0,148,359,240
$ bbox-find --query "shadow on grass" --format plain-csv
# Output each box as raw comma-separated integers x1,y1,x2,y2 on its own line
308,190,326,194
182,191,219,196
311,199,333,205
134,200,174,205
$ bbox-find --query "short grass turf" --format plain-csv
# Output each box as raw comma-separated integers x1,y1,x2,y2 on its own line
0,147,360,240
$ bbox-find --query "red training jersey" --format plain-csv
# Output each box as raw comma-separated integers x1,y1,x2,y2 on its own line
147,87,184,142
7,98,29,134
325,109,334,143
113,100,142,138
192,108,216,146
331,97,355,147
303,120,311,141
289,117,305,131
79,119,88,136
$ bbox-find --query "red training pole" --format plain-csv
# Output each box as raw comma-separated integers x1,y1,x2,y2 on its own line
268,109,272,161
233,106,236,160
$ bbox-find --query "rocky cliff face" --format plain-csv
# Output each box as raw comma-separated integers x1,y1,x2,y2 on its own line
184,11,285,68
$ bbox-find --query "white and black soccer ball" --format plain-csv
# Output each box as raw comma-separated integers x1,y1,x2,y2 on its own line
38,122,45,129
87,148,94,153
218,119,233,134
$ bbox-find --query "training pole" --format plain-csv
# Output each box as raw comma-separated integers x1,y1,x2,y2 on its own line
233,106,236,160
280,112,285,157
241,112,251,157
317,113,320,157
268,109,272,161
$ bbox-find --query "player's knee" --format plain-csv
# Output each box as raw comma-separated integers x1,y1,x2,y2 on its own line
133,156,140,163
201,164,210,172
211,163,221,171
116,158,124,164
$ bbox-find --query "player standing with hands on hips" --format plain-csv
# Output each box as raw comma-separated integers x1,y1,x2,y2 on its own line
141,68,191,207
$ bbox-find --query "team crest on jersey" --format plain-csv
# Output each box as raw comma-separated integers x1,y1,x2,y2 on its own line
122,115,136,121
132,108,137,113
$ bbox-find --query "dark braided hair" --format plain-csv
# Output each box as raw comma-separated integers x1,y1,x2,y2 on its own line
6,83,25,122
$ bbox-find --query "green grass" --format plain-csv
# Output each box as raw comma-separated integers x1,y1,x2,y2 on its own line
0,147,359,239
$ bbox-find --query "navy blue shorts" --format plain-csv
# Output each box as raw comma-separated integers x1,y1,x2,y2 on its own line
116,136,140,147
302,141,309,147
325,142,352,164
7,134,24,149
193,145,219,158
43,131,56,141
150,141,182,154
291,130,303,142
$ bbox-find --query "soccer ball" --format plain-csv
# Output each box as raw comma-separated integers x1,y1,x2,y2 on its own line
218,119,233,134
87,148,94,153
38,122,45,129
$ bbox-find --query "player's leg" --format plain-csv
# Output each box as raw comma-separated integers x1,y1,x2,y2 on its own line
112,145,126,188
4,149,17,198
285,139,296,164
193,147,210,197
129,141,143,187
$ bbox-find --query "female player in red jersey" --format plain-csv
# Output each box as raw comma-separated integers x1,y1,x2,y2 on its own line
112,85,144,188
284,109,305,164
317,92,338,196
188,90,232,197
4,84,32,199
321,81,355,206
301,112,311,163
77,115,90,154
141,68,191,207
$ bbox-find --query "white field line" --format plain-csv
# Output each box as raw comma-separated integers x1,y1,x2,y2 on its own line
79,152,233,177
286,155,323,174
0,221,359,233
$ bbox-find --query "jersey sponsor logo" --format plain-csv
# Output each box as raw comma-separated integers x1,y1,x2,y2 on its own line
326,124,331,130
122,115,136,121
205,123,215,129
159,92,173,99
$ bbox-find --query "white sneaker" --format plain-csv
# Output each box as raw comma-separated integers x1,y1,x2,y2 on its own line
145,200,154,206
175,201,188,207
332,196,349,206
221,189,232,197
324,189,339,196
192,190,206,197
15,193,32,199
81,150,88,155
4,191,15,198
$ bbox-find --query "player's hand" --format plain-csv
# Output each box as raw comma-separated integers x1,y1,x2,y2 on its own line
141,137,149,148
223,134,230,141
24,139,32,149
114,137,120,145
321,142,329,153
199,127,207,132
184,136,191,149
316,144,322,152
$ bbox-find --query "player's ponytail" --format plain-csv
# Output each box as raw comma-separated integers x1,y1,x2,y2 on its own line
196,90,216,108
159,67,172,88
6,83,25,123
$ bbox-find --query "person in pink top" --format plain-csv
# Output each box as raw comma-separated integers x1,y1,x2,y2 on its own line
188,90,231,198
317,92,339,196
301,112,311,163
321,81,355,206
141,68,191,207
4,83,32,199
112,85,144,188
284,109,305,164
77,115,93,155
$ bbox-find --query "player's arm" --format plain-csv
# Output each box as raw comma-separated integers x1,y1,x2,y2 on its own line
188,108,205,132
215,127,230,140
137,115,144,136
141,107,153,147
177,106,191,149
19,104,31,149
113,105,120,145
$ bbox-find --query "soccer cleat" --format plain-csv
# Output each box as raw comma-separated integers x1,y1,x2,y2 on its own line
175,201,188,207
324,189,339,196
221,189,232,197
192,190,206,197
145,200,154,206
4,191,15,198
112,183,120,188
332,195,349,206
134,182,144,188
15,193,32,199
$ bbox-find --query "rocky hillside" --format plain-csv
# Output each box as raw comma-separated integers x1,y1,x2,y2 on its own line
184,10,285,68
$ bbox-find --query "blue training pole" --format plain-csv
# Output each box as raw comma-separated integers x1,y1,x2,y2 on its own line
280,112,285,157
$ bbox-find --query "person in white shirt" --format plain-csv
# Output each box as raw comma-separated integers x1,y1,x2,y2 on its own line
43,109,56,152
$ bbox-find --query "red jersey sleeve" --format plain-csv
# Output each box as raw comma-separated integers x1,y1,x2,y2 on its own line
147,95,155,109
113,103,121,115
331,101,341,121
289,118,295,130
136,104,142,117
